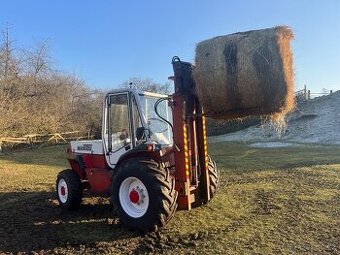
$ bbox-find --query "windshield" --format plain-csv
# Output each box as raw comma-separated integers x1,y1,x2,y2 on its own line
139,94,173,145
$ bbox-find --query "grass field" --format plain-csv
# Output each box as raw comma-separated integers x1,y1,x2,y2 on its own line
0,142,339,254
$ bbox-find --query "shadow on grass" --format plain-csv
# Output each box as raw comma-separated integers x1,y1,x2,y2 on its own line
0,191,141,253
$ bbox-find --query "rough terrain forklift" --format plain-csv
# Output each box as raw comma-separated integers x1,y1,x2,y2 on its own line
56,57,219,231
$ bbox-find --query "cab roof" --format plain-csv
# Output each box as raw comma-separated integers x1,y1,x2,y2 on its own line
107,88,168,98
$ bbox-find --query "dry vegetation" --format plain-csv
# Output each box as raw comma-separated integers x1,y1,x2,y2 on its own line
0,28,104,138
0,142,339,254
0,26,171,140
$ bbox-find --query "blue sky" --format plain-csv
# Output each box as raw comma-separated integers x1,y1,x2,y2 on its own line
0,0,339,92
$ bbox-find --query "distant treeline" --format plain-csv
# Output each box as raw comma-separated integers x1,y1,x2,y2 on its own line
0,27,105,137
0,27,170,138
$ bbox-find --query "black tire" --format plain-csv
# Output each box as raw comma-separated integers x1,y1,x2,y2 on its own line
111,158,178,232
56,169,83,210
208,155,220,199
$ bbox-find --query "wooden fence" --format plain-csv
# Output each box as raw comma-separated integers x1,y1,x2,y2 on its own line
295,85,335,102
0,131,90,151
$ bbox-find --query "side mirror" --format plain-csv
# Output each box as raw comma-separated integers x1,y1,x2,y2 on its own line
136,127,149,141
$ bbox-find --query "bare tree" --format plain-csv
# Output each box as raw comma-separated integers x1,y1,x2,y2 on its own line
23,40,53,95
0,25,23,92
0,26,103,138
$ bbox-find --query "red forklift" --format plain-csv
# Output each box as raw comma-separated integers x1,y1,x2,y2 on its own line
56,57,219,231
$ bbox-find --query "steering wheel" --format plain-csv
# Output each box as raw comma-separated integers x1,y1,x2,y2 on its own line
147,117,169,134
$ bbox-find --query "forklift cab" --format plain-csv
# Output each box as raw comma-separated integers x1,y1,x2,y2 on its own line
102,89,173,168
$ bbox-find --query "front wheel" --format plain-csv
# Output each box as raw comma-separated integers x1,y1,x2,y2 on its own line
111,158,178,232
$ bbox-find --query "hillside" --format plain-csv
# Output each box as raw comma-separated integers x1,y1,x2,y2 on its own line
209,91,340,146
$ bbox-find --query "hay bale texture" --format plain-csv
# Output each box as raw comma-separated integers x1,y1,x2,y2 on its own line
194,26,295,119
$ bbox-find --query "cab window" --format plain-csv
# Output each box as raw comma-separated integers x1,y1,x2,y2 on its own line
109,93,130,151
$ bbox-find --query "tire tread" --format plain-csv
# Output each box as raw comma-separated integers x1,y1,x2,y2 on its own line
56,169,82,210
111,158,178,232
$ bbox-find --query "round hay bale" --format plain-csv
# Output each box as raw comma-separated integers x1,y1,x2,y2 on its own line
194,26,295,119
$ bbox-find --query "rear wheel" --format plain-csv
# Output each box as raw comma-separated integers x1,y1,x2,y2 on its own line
111,158,178,232
56,169,83,210
208,155,219,198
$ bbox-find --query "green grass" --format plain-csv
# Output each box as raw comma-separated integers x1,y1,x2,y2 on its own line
0,145,67,192
0,143,339,254
166,143,340,254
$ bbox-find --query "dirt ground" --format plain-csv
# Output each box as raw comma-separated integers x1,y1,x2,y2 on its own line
0,143,339,254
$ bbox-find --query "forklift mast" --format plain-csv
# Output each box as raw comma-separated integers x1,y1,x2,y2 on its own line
171,57,211,210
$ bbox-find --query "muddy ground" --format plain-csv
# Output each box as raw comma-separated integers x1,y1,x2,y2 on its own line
0,143,339,254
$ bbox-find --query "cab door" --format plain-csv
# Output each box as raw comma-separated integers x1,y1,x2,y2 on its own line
104,92,133,167
103,91,144,168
